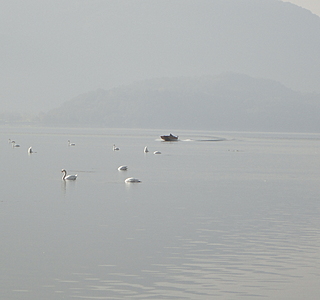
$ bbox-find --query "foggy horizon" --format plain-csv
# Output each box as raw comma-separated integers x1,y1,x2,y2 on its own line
1,0,320,116
2,3,320,297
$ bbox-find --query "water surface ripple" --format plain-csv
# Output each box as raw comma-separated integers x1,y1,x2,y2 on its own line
1,127,320,299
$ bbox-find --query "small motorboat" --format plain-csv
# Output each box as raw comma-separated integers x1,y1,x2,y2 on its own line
160,134,178,141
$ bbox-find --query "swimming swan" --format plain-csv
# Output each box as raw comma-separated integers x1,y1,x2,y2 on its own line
113,144,119,151
125,177,141,183
11,141,20,147
144,146,149,153
153,151,161,154
61,169,77,180
68,140,75,146
28,147,36,154
118,165,128,171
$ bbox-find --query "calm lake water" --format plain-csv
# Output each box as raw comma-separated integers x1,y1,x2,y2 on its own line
1,126,320,300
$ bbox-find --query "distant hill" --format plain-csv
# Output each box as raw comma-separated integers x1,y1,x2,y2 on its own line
2,0,320,114
42,73,320,132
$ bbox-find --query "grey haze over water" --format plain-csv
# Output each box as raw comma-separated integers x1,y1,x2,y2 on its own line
1,126,320,299
2,1,320,298
1,0,320,115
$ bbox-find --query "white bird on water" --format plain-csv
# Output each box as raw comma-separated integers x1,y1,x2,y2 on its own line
11,141,20,147
144,146,149,153
113,144,119,151
153,150,161,154
61,169,77,180
28,147,35,154
68,140,75,146
125,177,141,183
118,165,128,171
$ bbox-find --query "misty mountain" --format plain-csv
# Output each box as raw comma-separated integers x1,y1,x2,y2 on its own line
42,73,320,132
1,0,320,113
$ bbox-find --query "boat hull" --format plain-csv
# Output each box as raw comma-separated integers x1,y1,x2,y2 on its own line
160,134,178,141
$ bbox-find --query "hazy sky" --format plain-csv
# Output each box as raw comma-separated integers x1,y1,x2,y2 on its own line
285,0,320,16
1,0,319,114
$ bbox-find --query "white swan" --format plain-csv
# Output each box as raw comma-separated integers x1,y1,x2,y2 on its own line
153,150,161,154
113,144,119,151
28,147,34,154
144,146,149,153
11,141,20,147
61,169,77,180
118,165,128,171
68,140,75,146
125,177,141,183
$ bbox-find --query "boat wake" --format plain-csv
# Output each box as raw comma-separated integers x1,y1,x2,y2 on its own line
181,137,226,142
